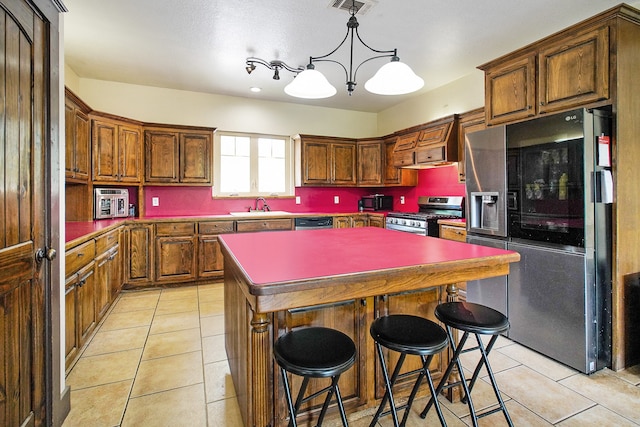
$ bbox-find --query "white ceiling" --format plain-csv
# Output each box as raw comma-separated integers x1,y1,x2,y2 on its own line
63,0,640,113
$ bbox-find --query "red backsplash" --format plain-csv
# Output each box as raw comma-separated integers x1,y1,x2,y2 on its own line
142,165,464,217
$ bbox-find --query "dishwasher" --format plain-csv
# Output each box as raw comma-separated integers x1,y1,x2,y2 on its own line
294,217,334,230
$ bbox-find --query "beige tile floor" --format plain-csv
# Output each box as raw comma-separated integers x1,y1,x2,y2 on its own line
62,282,640,427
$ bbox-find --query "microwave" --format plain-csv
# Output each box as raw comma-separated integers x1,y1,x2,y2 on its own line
94,188,129,219
360,194,393,211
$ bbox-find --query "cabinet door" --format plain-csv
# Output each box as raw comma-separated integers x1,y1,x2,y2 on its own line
332,142,357,185
352,215,368,228
145,130,180,183
118,124,142,183
457,108,485,183
77,263,97,344
485,54,536,125
92,119,119,182
126,223,154,283
273,299,366,423
95,251,112,321
384,138,417,186
180,132,212,184
110,245,123,300
333,216,352,228
375,289,445,397
65,103,90,181
538,26,609,114
357,140,383,186
64,102,75,179
64,278,78,372
155,235,197,282
302,140,331,185
198,235,224,278
368,215,385,228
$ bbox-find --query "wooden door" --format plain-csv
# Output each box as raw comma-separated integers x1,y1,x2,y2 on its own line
126,223,154,283
118,124,142,183
331,142,357,185
145,130,179,183
95,251,112,321
302,140,331,185
457,108,485,183
155,236,197,282
180,132,212,184
484,54,536,125
357,140,383,186
92,119,119,182
0,2,52,425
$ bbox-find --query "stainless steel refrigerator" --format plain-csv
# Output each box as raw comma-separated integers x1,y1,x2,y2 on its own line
465,108,613,374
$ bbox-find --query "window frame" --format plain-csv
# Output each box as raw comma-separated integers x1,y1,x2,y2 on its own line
213,130,294,198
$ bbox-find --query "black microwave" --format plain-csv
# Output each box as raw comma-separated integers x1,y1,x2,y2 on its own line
360,195,393,211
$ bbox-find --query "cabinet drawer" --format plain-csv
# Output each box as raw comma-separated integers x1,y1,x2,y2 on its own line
440,225,467,242
392,151,415,167
199,221,235,235
66,240,96,276
156,222,195,236
416,146,445,164
236,219,293,233
95,229,120,253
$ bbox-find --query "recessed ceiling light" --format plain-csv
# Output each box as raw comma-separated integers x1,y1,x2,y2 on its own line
250,87,262,93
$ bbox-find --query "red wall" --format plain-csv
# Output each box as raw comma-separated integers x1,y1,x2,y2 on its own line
141,165,464,217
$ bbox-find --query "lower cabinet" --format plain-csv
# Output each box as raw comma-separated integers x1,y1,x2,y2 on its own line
235,218,293,233
273,299,367,424
126,222,154,284
198,220,234,279
368,214,385,228
155,222,197,282
333,215,369,228
65,260,96,372
95,228,122,320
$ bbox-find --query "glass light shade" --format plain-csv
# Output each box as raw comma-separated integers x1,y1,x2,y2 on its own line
284,69,337,99
364,61,425,95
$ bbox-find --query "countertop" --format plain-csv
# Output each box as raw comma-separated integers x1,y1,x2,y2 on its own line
218,227,519,294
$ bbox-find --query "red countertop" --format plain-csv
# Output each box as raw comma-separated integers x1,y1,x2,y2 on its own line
65,219,128,244
219,227,517,287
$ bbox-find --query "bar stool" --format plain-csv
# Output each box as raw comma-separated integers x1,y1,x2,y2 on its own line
420,302,514,427
274,327,357,427
369,314,449,427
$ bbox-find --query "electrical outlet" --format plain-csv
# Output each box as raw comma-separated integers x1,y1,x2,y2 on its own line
400,196,405,205
334,196,340,204
152,197,159,207
295,196,301,205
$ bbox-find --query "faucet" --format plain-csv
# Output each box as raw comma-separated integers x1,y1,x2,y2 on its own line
253,197,270,212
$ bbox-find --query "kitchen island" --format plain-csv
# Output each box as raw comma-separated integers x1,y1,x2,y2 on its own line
220,227,519,427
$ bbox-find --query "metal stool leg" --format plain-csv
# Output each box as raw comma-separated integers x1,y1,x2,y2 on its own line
370,342,404,426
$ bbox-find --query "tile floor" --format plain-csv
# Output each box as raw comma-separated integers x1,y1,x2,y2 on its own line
62,282,640,427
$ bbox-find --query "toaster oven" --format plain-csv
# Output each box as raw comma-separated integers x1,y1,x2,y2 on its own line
94,188,129,219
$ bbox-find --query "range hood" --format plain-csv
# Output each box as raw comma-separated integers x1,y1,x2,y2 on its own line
392,114,459,169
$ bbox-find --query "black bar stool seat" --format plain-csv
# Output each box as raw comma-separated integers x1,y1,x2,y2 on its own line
274,327,356,427
421,302,513,427
369,314,448,427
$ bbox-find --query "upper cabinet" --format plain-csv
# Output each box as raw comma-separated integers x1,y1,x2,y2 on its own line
144,125,214,185
383,137,418,186
456,108,485,183
296,135,357,186
92,114,143,184
357,139,384,186
392,115,459,168
65,89,91,183
480,21,610,125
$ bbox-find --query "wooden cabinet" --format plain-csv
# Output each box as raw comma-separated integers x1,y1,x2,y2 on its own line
126,222,154,284
368,214,385,228
273,299,367,423
456,108,485,183
92,115,143,183
144,126,214,185
481,23,610,125
333,215,369,228
65,89,91,182
352,215,369,228
95,228,122,320
236,218,293,233
357,139,383,186
392,115,458,168
439,224,467,242
333,216,352,228
297,135,357,186
155,222,197,282
65,239,97,371
383,137,418,186
198,220,235,279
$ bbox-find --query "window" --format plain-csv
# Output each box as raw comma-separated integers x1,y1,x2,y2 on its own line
213,131,294,197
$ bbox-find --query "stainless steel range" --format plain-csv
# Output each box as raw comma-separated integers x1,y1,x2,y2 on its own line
386,196,464,236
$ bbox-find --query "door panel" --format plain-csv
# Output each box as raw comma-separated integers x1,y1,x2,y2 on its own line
0,2,48,426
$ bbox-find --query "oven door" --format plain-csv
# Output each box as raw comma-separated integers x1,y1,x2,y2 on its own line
386,223,427,236
95,196,114,219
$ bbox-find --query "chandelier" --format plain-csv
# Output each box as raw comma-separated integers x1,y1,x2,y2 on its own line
245,1,424,99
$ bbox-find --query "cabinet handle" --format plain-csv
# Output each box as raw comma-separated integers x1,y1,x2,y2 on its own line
361,298,367,307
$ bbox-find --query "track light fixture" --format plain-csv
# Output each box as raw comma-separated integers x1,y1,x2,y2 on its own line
245,1,424,99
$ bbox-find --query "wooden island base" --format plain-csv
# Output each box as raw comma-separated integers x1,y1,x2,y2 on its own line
220,228,519,427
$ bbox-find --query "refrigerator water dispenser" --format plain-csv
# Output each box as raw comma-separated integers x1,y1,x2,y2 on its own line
470,192,500,231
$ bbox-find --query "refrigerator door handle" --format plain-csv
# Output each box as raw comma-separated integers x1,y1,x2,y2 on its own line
593,170,614,204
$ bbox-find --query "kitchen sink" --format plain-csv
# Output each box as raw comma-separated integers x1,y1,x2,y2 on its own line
229,211,292,217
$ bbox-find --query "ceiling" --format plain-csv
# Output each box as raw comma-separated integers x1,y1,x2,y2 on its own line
63,0,640,113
